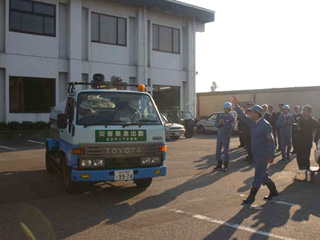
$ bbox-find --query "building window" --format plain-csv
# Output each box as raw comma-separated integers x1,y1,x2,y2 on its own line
153,24,180,54
9,77,55,113
9,0,56,36
91,12,127,46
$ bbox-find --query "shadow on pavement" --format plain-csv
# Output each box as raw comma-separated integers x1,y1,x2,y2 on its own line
0,145,251,240
206,166,320,240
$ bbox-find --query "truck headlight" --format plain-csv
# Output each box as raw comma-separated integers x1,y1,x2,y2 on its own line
80,159,92,168
80,159,105,168
92,159,105,167
141,156,161,165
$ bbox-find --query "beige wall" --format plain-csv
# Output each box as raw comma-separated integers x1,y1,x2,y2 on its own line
198,88,320,119
198,93,254,117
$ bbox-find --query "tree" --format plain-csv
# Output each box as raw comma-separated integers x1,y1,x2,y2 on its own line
211,81,218,92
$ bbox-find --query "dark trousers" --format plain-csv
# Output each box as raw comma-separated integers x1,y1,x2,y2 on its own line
253,157,272,188
296,147,311,170
239,132,245,146
292,131,298,151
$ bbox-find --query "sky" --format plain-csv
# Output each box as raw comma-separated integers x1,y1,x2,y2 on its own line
180,0,320,92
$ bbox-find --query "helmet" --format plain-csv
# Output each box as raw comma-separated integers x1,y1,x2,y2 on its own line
250,105,264,115
129,99,140,110
223,102,232,109
283,105,290,110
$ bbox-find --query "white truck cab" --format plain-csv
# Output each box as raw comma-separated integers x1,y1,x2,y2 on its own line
46,75,167,193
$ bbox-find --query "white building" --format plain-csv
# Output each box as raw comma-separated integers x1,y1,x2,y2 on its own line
0,0,214,123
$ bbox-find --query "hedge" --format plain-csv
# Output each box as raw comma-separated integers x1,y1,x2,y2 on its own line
0,122,8,131
21,121,35,130
0,121,49,131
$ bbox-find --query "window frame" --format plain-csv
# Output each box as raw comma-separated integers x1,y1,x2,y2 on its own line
9,0,56,37
91,12,127,47
153,24,180,54
9,76,56,114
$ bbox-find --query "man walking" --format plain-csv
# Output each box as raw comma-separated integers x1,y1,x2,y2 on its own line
277,105,295,160
232,96,278,204
292,105,302,153
294,105,319,170
214,102,235,172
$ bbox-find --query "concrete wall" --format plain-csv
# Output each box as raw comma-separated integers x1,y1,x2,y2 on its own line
197,93,254,117
0,0,5,52
197,87,320,119
0,68,5,121
1,0,205,122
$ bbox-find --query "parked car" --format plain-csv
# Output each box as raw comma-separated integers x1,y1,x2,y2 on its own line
162,110,194,121
161,110,196,138
196,111,238,134
161,115,186,140
315,139,320,166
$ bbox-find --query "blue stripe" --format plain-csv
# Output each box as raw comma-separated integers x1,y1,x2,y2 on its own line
71,166,167,182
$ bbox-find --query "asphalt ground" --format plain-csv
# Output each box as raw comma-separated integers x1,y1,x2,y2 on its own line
0,135,319,240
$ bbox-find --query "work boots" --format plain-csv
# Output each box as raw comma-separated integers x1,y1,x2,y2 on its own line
242,187,260,204
264,182,279,200
222,161,229,172
214,160,222,170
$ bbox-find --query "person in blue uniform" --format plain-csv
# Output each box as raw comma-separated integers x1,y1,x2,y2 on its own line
231,96,278,204
214,102,235,172
276,105,295,160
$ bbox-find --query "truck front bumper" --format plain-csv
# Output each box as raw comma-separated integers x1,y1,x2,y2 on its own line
71,165,167,182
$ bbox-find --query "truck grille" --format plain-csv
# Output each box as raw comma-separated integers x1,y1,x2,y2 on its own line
104,157,162,169
78,143,163,169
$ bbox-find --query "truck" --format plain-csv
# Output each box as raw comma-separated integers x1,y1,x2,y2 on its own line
46,74,167,193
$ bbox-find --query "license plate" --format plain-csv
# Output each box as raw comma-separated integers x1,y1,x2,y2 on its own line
175,132,181,136
114,170,134,181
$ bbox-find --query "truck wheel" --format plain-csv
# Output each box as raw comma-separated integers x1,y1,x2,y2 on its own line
135,178,153,189
197,125,205,134
45,150,56,173
60,155,78,194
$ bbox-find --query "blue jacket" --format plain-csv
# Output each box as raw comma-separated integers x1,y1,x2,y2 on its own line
276,114,295,135
215,113,235,138
235,106,275,160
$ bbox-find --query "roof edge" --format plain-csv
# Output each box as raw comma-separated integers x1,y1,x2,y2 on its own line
197,86,320,96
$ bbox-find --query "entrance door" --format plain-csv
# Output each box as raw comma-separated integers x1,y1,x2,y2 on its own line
152,85,180,112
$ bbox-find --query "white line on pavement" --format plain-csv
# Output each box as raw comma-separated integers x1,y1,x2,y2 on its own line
27,140,45,145
0,145,17,151
271,200,296,207
170,208,296,240
239,194,296,207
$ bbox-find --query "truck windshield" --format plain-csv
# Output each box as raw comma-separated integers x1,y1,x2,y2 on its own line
77,92,161,126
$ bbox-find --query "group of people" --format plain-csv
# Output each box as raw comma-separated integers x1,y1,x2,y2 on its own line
214,97,320,204
239,102,320,170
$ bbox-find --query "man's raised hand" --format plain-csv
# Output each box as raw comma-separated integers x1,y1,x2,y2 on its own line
231,95,239,107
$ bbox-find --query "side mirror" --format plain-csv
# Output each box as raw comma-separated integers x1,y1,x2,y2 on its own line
57,114,67,129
